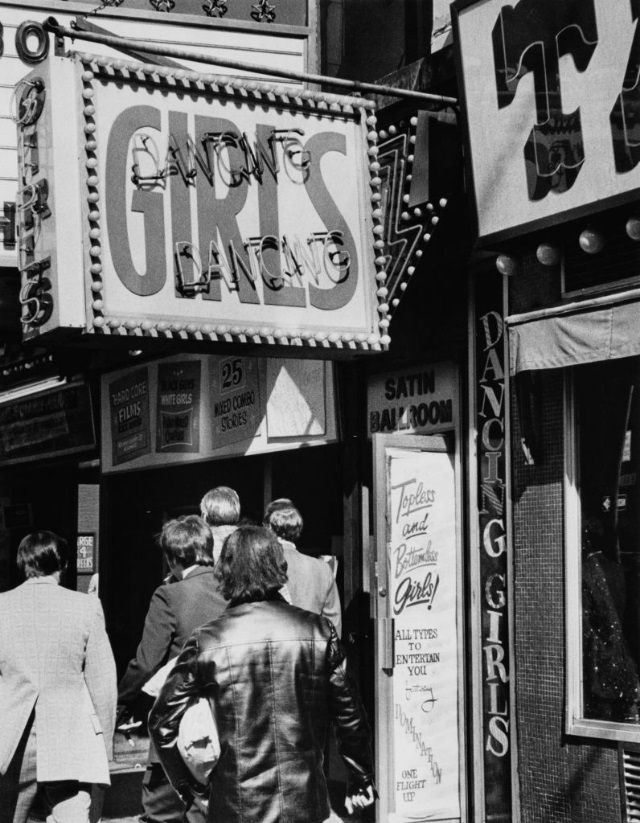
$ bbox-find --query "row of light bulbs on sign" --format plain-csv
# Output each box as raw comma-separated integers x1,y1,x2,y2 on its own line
495,216,640,276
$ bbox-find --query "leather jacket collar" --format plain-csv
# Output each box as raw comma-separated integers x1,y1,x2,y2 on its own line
228,589,287,608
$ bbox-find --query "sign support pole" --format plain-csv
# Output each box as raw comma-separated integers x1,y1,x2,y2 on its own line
44,17,457,107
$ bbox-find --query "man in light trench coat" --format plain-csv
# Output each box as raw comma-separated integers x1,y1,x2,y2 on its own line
0,530,117,823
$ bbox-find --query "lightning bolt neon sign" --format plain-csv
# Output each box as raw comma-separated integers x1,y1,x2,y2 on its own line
378,134,422,304
376,113,449,317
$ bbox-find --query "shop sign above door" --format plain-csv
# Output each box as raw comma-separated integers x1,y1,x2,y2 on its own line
453,0,640,243
16,52,389,352
367,361,458,437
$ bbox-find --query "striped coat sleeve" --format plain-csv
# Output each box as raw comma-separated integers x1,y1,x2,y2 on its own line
84,599,117,758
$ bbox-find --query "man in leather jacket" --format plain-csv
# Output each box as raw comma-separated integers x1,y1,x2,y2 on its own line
149,525,375,823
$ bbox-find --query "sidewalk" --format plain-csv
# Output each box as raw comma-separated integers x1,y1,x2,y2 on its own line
101,734,146,822
101,734,369,823
101,771,144,822
100,774,356,822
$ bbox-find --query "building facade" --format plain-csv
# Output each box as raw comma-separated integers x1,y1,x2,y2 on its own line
8,0,630,821
455,0,640,819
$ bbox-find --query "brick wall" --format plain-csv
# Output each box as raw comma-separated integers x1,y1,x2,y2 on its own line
509,253,621,822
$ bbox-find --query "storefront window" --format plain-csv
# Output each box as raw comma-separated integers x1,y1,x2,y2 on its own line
575,358,640,731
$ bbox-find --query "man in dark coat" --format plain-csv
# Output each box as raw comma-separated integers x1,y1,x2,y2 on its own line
149,525,375,823
117,515,227,823
199,485,240,565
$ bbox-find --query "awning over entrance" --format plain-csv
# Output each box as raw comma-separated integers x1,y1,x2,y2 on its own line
508,289,640,374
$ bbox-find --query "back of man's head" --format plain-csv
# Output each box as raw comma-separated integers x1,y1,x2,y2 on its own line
200,486,241,527
17,531,68,579
160,515,212,569
264,499,303,543
216,525,287,603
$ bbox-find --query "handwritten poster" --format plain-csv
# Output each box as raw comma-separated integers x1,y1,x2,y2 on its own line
109,368,151,466
388,448,460,821
156,361,201,453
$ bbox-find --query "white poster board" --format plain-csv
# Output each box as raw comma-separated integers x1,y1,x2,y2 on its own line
374,434,465,823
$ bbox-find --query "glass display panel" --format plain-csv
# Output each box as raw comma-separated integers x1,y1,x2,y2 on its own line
576,357,640,725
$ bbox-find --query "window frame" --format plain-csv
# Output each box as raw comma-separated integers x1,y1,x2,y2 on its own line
565,369,640,743
560,252,640,301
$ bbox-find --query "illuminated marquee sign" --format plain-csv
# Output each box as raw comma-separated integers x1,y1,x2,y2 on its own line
453,0,640,242
16,53,388,352
376,111,457,320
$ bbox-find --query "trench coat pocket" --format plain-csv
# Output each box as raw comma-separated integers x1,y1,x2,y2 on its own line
90,712,104,734
82,682,104,735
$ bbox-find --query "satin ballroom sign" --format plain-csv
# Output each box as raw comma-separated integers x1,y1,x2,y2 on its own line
387,448,460,822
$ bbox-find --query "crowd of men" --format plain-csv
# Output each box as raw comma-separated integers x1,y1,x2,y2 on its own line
0,487,375,823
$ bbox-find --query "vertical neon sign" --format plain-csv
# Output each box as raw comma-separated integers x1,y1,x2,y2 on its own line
475,268,511,819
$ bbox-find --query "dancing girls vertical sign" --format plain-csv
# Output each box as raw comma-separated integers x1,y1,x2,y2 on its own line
388,447,460,821
475,265,511,819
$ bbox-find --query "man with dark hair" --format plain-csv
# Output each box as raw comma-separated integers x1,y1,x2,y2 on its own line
0,531,116,823
117,515,227,823
150,525,375,822
264,498,342,637
199,485,240,564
